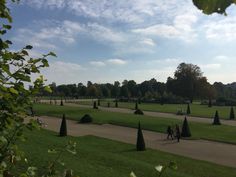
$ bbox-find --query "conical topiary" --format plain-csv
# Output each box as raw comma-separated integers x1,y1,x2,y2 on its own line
93,101,98,109
208,99,212,107
107,102,110,107
60,99,63,106
213,110,221,125
97,99,100,106
54,99,57,105
181,117,191,137
80,114,93,123
59,114,67,136
186,103,191,115
135,102,138,110
115,100,118,107
136,122,146,151
230,106,235,120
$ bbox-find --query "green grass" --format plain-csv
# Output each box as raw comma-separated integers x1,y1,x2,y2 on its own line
34,104,236,144
73,100,234,119
18,129,236,177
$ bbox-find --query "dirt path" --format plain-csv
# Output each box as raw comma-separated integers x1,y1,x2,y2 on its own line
64,103,236,126
38,116,236,168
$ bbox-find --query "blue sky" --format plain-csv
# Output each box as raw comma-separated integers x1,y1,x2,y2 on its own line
7,0,236,85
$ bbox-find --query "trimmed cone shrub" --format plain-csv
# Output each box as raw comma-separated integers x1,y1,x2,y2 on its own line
60,99,64,106
59,114,67,136
213,110,221,125
80,114,93,123
54,99,57,105
208,99,212,107
186,103,191,115
107,102,110,107
97,99,100,106
134,109,144,115
181,117,191,137
230,106,235,120
93,101,98,109
136,122,146,151
135,102,138,110
115,100,118,107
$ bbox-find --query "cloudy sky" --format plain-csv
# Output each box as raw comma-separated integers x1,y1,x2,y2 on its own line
7,0,236,85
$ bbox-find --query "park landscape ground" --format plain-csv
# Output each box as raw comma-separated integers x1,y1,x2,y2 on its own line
23,100,236,177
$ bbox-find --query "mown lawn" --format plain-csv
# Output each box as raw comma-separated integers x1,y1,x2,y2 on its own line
17,129,236,177
34,104,236,144
73,100,234,119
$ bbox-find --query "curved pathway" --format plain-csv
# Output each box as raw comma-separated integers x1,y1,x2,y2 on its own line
64,102,236,126
37,116,236,168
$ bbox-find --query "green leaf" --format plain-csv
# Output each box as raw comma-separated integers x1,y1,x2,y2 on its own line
192,0,235,15
9,88,19,95
48,51,57,57
3,24,11,29
169,161,178,170
44,86,52,93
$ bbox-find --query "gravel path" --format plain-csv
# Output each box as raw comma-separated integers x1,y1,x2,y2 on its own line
37,116,236,168
65,103,236,126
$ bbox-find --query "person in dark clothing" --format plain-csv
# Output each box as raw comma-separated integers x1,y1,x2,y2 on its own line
175,124,181,142
167,126,173,140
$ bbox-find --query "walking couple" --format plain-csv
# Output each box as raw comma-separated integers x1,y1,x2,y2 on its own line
167,124,181,142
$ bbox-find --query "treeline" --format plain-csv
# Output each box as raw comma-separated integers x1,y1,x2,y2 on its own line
38,63,236,105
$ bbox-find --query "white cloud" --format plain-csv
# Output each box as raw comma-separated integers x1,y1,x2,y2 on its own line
107,59,127,65
200,63,221,70
139,38,156,46
204,17,236,41
213,55,231,62
89,61,106,67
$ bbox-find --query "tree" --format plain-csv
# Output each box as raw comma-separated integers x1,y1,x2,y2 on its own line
107,102,110,107
186,104,191,115
213,110,221,125
181,117,191,137
60,98,64,106
59,114,67,136
93,101,98,109
230,107,235,120
136,122,146,151
135,101,138,110
115,100,118,107
97,99,100,106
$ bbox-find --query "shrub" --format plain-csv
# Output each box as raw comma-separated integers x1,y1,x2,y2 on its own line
134,109,144,115
93,101,98,109
80,114,93,123
208,99,212,107
176,110,184,115
213,110,221,125
181,117,191,137
97,99,100,106
136,122,146,151
60,99,64,106
59,114,67,136
107,102,110,107
115,100,118,107
135,102,138,110
186,103,191,115
230,106,235,120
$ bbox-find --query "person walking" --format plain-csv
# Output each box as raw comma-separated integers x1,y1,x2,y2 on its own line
175,124,181,142
167,126,173,140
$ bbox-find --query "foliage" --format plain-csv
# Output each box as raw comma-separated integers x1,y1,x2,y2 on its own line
61,99,64,106
213,111,221,125
134,109,144,115
115,100,118,107
93,101,98,109
192,0,235,15
186,104,191,115
229,107,235,120
107,102,110,107
181,117,191,137
135,102,138,110
136,122,146,151
79,114,93,123
59,114,67,136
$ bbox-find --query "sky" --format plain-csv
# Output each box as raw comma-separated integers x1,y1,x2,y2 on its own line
7,0,236,85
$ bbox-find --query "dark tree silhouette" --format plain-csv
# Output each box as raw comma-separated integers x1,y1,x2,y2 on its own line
107,102,110,107
97,99,100,106
213,110,221,125
115,100,118,107
136,122,146,151
181,117,191,137
93,101,98,109
135,102,138,110
59,114,67,136
186,103,191,115
230,106,235,120
60,99,64,106
208,99,212,107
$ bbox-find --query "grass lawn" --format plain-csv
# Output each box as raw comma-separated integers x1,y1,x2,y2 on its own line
34,104,236,144
17,129,236,177
71,100,234,119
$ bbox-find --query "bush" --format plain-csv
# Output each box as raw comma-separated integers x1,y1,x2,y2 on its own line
115,100,118,107
135,102,138,110
93,101,98,109
215,97,236,106
208,99,212,107
60,99,64,106
181,117,191,137
97,99,100,106
230,106,235,120
176,110,184,115
213,110,221,125
186,103,191,115
59,114,67,136
107,102,110,107
134,109,144,115
136,122,146,151
80,114,93,123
